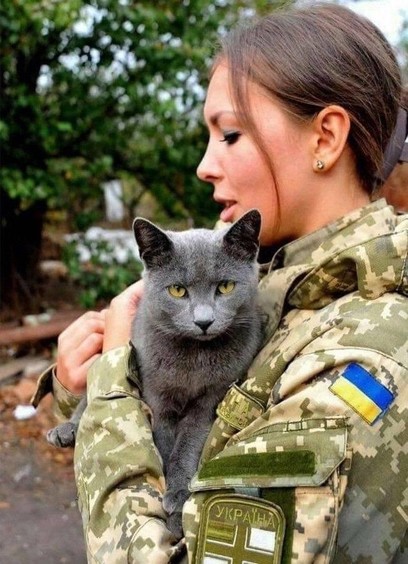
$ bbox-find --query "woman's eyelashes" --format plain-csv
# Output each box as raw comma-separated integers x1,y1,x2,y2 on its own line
220,130,241,145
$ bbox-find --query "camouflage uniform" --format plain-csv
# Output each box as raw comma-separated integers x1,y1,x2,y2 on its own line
33,200,408,563
32,364,82,421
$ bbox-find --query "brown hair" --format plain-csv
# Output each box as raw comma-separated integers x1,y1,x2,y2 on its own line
401,87,408,111
216,2,402,194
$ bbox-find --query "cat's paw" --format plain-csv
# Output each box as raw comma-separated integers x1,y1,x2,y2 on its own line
46,422,77,448
163,488,188,539
163,488,189,515
166,511,183,540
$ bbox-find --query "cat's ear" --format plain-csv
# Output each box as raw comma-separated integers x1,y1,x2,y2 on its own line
133,218,173,268
223,209,261,261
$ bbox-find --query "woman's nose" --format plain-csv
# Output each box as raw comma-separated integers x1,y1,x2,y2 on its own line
196,145,220,183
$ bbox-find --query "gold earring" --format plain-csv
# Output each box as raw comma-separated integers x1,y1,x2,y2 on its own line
316,159,325,171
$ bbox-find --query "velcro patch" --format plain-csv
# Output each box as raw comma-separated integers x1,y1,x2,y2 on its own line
196,494,285,564
330,363,394,425
198,451,315,481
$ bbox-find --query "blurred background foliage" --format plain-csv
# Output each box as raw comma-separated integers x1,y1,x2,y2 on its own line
0,0,406,312
62,234,143,308
1,0,284,311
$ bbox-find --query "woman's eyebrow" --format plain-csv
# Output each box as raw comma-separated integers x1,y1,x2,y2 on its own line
208,110,237,126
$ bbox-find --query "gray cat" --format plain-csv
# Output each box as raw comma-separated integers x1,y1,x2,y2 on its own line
131,209,263,537
47,209,264,539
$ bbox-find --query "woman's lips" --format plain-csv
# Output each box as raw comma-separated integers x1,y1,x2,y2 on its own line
219,202,237,223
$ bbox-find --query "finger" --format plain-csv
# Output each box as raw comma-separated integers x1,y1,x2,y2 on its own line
110,280,144,309
102,283,144,352
70,353,102,393
57,332,104,392
75,331,104,361
82,353,102,377
58,333,103,372
59,311,105,341
58,316,105,355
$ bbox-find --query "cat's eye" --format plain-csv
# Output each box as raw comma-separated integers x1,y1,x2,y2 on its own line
168,284,187,298
217,280,235,294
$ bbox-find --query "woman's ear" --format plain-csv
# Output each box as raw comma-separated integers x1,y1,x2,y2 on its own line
311,105,351,172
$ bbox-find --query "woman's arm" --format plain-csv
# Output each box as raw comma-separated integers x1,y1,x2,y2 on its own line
32,280,143,417
73,281,186,562
31,310,105,419
56,310,106,395
74,345,185,562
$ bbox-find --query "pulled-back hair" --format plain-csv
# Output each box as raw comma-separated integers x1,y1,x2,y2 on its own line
217,2,402,193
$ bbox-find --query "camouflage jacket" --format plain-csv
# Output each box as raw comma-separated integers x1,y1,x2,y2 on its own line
41,200,408,563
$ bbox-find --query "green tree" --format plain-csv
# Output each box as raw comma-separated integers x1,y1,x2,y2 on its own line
0,0,287,313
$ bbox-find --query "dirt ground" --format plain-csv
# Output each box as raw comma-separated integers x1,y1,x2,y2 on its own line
0,366,87,563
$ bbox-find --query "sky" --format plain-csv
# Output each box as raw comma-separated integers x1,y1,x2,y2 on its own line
343,0,407,46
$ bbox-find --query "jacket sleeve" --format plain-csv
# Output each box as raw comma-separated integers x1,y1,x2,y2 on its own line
73,345,186,563
183,346,408,563
31,363,83,421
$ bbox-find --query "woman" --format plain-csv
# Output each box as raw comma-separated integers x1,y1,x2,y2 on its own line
33,3,408,562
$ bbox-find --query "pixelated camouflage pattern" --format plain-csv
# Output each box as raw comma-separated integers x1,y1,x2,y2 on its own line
31,364,83,422
74,346,187,562
191,417,348,490
71,200,407,562
184,419,348,563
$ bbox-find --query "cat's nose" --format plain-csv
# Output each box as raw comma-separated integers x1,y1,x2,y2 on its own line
194,319,214,332
193,305,214,332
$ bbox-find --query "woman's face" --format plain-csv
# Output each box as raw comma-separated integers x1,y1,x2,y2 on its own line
197,63,315,247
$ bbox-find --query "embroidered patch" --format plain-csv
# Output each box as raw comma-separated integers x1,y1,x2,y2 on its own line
196,494,285,564
217,385,264,431
330,363,394,424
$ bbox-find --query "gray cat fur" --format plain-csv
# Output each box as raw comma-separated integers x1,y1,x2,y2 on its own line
132,209,264,538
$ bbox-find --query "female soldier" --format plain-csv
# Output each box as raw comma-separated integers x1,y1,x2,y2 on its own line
33,3,408,562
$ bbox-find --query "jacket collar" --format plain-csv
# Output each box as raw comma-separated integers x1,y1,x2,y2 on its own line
274,199,392,269
258,199,408,337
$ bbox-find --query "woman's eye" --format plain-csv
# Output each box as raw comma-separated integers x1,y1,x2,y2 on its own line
220,131,241,145
217,280,235,294
168,285,187,298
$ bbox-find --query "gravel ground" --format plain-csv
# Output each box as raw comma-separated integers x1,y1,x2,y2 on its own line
0,371,87,563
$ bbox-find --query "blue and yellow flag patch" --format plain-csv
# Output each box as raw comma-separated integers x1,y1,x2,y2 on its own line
330,363,394,425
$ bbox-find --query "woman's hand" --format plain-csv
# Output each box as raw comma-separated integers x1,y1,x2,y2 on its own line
56,310,106,395
103,279,144,352
55,280,144,394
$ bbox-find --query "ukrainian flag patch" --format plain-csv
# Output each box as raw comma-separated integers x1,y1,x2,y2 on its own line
330,363,394,425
